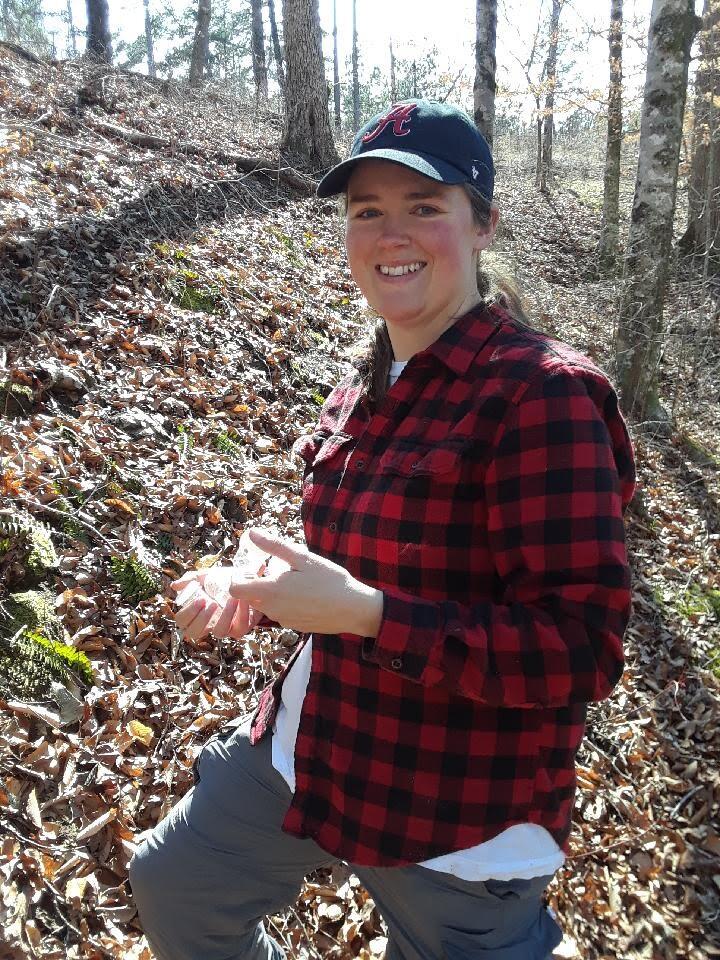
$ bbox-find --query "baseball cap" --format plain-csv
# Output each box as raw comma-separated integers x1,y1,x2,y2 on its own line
316,99,495,202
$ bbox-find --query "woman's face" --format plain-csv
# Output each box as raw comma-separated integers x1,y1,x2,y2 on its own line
344,159,496,354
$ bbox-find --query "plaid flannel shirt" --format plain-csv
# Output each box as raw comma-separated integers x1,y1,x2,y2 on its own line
250,303,636,866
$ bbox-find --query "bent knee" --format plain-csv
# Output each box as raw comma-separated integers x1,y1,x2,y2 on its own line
128,836,169,911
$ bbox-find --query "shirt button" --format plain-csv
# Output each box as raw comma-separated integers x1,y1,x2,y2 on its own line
356,460,365,469
329,522,337,532
391,657,403,670
410,462,419,470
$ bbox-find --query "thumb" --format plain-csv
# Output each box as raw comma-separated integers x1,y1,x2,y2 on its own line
247,528,307,569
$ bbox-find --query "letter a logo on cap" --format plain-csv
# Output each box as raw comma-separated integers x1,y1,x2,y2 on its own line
362,103,417,143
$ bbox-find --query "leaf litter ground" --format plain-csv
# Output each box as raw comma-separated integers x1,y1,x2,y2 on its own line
0,47,719,960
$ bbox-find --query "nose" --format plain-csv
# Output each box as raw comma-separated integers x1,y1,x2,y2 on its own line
377,214,410,249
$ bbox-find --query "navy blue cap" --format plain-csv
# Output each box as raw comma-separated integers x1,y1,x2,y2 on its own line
317,99,495,202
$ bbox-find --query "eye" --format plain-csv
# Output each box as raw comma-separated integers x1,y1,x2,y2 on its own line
414,205,439,216
354,208,380,219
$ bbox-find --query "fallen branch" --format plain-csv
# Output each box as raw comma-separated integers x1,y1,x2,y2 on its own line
89,119,316,194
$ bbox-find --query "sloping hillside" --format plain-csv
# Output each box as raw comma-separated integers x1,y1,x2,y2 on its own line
1,46,719,960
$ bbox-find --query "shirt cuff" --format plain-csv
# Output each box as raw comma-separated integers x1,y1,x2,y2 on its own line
361,588,471,686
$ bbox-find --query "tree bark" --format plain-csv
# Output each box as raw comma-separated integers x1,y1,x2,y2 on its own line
351,0,360,128
281,0,339,170
683,0,720,272
268,0,285,92
189,0,211,86
389,39,397,102
333,0,341,130
2,0,15,43
538,0,561,191
251,0,269,101
616,0,700,424
85,0,113,63
66,0,77,57
597,0,623,269
143,0,156,78
474,0,497,147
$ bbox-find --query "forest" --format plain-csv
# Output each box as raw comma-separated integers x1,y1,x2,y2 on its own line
0,0,719,958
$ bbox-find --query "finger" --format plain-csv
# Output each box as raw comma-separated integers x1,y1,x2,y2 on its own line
229,600,252,638
176,596,219,637
228,574,267,602
183,601,221,639
247,529,307,569
171,570,209,593
211,599,241,638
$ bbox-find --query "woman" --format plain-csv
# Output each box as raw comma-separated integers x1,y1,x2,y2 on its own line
129,100,636,960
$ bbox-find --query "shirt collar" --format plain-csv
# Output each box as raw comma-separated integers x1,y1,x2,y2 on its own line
419,301,504,376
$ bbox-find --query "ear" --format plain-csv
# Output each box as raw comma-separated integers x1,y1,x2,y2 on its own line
473,205,500,254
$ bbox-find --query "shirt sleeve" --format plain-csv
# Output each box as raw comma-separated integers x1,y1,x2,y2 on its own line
360,368,635,709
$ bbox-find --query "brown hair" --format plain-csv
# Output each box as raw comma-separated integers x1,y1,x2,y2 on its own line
348,182,531,408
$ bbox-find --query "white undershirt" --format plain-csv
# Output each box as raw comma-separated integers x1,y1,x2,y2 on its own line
270,359,565,881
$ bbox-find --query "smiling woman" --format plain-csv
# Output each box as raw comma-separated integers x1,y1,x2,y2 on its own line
129,100,637,960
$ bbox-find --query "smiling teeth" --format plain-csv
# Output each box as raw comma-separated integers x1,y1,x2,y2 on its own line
379,262,424,276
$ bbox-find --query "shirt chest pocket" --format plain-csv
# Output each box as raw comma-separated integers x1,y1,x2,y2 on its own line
376,441,473,482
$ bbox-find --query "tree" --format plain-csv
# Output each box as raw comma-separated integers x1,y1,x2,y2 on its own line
538,0,562,191
389,39,397,102
615,0,700,424
351,0,359,128
281,0,339,170
85,0,112,63
474,0,497,147
267,0,285,92
189,0,211,85
597,0,624,269
332,0,341,130
250,0,268,101
682,0,720,273
66,0,77,57
143,0,156,78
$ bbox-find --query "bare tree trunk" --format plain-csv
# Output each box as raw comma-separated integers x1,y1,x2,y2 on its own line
66,0,77,56
616,0,699,424
2,0,15,43
267,0,285,92
597,0,624,269
143,0,156,78
389,39,397,102
535,108,542,186
351,0,359,128
332,0,341,130
281,0,339,170
474,0,497,147
250,0,269,101
539,0,561,191
85,0,113,63
682,0,720,272
189,0,211,86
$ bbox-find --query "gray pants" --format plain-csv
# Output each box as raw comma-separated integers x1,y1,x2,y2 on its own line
129,718,563,960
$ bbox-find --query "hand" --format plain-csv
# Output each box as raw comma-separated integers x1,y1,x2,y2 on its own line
228,529,384,637
171,569,264,640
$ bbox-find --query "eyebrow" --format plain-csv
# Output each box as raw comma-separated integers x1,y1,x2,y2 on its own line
347,189,444,205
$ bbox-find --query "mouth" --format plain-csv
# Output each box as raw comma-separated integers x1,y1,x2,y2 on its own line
376,261,427,277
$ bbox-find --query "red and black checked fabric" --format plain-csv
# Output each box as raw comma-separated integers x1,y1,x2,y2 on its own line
250,302,636,867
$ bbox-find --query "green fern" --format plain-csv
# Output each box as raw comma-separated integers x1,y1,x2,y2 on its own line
0,628,93,700
0,512,58,580
0,592,93,700
156,533,174,556
213,430,244,459
110,555,161,603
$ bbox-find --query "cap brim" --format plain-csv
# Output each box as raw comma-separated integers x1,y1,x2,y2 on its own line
316,149,468,198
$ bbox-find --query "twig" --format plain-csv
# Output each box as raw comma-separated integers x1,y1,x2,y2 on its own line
12,495,127,554
669,784,705,819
